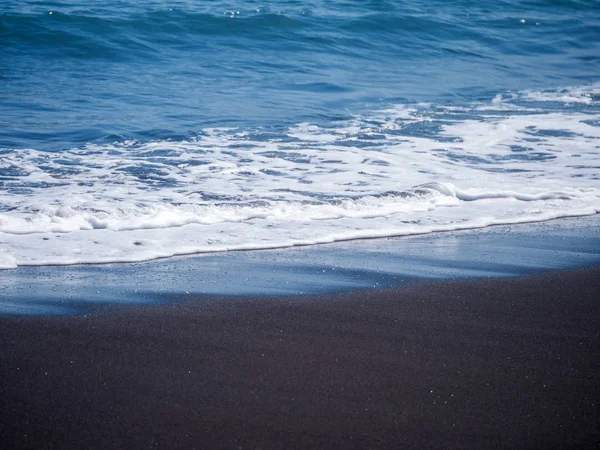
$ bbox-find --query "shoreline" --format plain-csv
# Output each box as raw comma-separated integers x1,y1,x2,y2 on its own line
1,267,599,449
1,215,599,447
3,212,599,271
2,214,600,315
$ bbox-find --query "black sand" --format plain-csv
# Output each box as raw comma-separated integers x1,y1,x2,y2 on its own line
1,267,600,449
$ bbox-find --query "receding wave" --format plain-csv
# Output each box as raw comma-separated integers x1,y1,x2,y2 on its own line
1,88,599,268
0,182,585,236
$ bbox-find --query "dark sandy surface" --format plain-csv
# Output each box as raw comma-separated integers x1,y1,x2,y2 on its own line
1,267,599,449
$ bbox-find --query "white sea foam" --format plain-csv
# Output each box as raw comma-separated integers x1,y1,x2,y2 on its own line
1,86,599,268
488,83,600,106
520,85,600,104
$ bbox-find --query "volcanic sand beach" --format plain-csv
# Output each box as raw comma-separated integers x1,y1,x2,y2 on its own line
1,219,600,449
3,1,600,448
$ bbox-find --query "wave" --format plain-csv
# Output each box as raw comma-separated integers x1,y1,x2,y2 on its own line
1,87,600,268
2,1,598,62
0,182,588,236
2,1,599,156
0,186,597,269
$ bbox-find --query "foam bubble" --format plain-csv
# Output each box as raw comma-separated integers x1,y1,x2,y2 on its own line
521,85,600,104
0,251,17,270
1,86,599,267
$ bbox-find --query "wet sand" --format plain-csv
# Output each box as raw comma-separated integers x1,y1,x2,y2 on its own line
1,267,599,449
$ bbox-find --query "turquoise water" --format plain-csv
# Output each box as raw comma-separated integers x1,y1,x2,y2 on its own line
1,1,599,268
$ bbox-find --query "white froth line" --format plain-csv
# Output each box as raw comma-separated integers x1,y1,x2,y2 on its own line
2,211,598,270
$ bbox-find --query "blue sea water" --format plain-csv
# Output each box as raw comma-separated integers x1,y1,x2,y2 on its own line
2,0,599,150
0,0,599,268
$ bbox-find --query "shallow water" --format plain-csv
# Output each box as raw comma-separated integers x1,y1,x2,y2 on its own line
1,216,599,315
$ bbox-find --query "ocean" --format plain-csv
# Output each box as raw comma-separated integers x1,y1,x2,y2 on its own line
1,0,599,268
